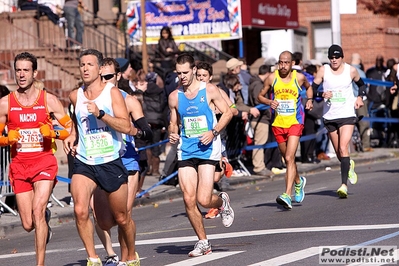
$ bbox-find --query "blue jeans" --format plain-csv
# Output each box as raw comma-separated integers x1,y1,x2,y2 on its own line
63,6,84,46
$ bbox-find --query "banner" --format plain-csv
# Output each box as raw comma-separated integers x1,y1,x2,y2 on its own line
126,0,242,44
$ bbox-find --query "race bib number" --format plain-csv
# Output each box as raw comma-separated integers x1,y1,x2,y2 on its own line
330,91,346,103
276,99,295,116
84,131,114,158
183,115,209,137
17,128,44,152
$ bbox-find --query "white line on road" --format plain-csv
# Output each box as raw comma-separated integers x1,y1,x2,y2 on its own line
0,249,67,259
247,246,344,266
163,251,244,266
97,223,399,249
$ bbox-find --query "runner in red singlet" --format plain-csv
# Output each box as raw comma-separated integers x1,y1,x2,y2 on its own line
0,52,72,266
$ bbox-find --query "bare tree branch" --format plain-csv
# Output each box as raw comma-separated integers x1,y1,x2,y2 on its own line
358,0,399,16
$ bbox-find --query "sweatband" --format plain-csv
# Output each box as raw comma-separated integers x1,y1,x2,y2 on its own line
312,82,320,94
135,117,153,141
58,114,72,129
355,78,367,97
0,136,9,146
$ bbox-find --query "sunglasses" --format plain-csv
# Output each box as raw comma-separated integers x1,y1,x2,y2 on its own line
101,73,116,80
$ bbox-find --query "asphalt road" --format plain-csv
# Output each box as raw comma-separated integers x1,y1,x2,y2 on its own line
1,159,398,266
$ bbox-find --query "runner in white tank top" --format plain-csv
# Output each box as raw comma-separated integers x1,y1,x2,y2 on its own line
311,45,366,199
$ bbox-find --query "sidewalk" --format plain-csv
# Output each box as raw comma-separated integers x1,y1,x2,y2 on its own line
0,148,398,237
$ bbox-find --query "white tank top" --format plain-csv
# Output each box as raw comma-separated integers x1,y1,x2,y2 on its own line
322,63,356,120
75,83,124,165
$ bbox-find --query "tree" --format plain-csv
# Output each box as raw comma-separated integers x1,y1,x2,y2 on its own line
358,0,399,16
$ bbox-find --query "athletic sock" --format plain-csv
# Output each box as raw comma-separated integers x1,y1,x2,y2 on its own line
340,157,350,185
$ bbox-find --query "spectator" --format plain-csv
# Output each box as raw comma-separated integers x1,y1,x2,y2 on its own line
142,70,168,176
158,26,179,77
223,73,259,177
366,55,387,110
300,64,321,164
386,59,399,147
0,85,10,98
248,65,273,176
226,57,252,104
63,0,86,49
351,53,372,152
18,0,60,25
292,52,304,71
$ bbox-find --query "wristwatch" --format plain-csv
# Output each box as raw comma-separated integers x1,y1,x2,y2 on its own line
97,110,105,119
212,129,220,137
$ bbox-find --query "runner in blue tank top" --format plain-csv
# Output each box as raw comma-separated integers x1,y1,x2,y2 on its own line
168,53,234,257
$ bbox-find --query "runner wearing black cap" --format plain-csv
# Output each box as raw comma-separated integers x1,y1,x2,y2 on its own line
311,44,366,198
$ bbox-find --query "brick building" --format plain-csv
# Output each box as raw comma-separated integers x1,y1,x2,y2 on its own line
298,0,399,70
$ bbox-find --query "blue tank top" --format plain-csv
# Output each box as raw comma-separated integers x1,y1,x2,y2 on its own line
177,82,221,161
119,90,140,170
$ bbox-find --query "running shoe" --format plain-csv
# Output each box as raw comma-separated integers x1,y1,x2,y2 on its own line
348,160,358,185
86,257,102,266
188,240,212,257
271,167,287,175
104,254,119,266
218,192,234,227
126,252,140,266
205,208,220,219
294,176,306,203
337,185,348,198
117,263,127,266
276,193,292,209
45,208,52,244
222,157,233,178
231,169,243,177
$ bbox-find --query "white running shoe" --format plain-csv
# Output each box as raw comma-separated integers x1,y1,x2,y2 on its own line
219,192,235,227
188,240,212,257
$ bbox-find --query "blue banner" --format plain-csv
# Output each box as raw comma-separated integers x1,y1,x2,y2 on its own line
126,0,242,44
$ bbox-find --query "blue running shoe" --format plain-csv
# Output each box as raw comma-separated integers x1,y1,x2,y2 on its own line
276,193,292,209
294,176,306,203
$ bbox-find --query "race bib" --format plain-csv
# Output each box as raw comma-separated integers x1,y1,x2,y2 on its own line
17,128,44,152
183,115,209,137
84,131,114,158
276,99,295,116
330,91,346,103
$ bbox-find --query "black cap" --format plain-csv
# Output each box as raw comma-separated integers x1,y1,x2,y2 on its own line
115,58,129,73
328,44,344,59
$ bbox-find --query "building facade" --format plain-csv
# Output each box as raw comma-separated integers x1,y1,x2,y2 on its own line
298,0,399,70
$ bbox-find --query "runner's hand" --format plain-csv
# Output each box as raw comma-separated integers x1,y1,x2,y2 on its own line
39,122,55,139
8,128,21,145
169,132,180,144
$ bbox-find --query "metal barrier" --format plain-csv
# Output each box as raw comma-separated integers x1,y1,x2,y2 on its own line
0,145,17,215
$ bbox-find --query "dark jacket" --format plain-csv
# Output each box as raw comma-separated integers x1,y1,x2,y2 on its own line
143,82,168,126
158,38,179,60
248,75,271,124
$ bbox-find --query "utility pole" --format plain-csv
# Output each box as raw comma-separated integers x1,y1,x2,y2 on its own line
141,0,148,73
331,0,341,45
